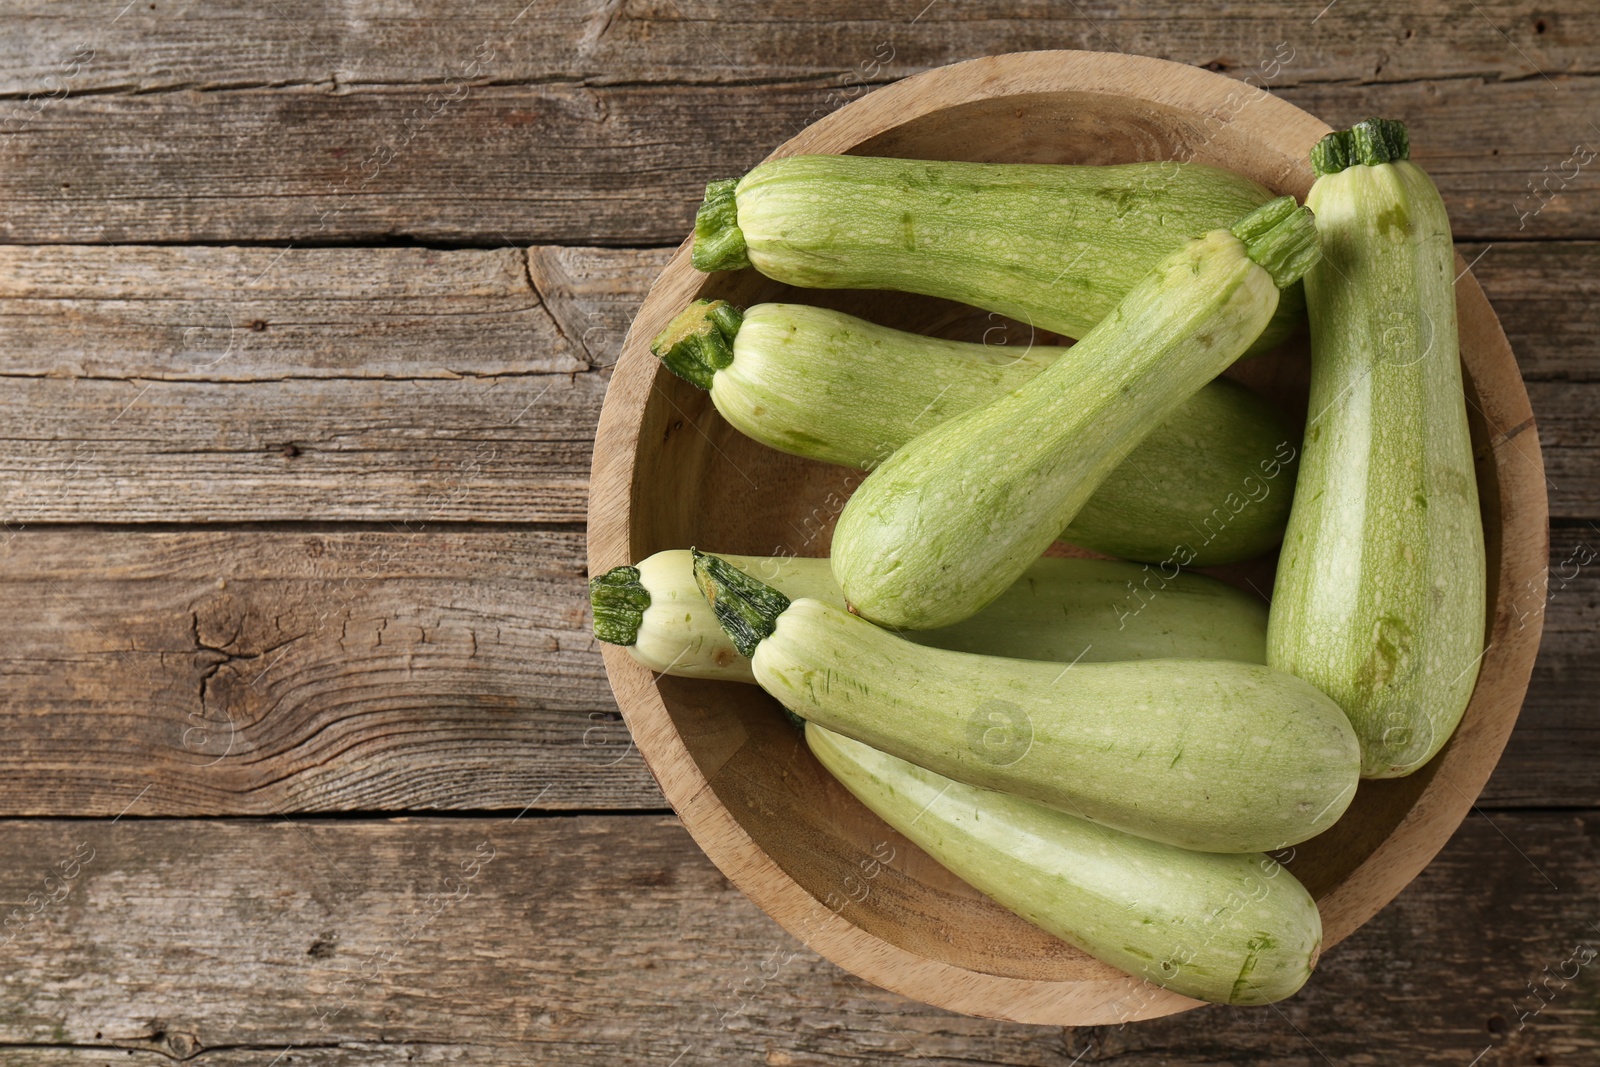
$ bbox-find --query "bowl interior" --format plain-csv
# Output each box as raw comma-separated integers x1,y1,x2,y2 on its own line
600,62,1540,1011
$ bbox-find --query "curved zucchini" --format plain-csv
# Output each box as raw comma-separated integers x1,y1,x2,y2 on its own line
693,552,1359,854
590,550,1270,682
808,724,1323,1006
832,197,1320,631
652,300,1298,566
1267,120,1487,778
692,155,1304,357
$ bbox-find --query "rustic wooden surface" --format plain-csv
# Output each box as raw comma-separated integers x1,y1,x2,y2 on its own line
0,813,1593,1064
0,1,1595,1062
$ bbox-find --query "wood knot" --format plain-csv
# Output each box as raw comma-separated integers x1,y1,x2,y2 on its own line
164,1030,201,1058
141,1021,201,1059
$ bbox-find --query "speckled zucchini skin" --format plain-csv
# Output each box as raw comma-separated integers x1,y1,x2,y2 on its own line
701,155,1303,356
831,220,1298,631
743,595,1359,854
602,550,1270,682
1268,126,1486,778
808,724,1323,1006
696,303,1298,566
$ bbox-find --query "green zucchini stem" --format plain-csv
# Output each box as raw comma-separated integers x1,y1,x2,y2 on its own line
650,299,744,390
1230,196,1322,290
590,565,652,646
691,549,791,658
1308,133,1351,179
691,177,751,272
1310,118,1411,177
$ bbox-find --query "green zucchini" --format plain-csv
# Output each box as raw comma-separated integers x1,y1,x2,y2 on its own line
808,724,1322,1005
1267,120,1487,778
591,550,1270,682
693,551,1359,854
692,155,1304,357
652,300,1299,566
831,197,1320,631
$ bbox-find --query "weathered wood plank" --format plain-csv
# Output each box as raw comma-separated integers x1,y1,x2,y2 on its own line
0,244,619,524
526,244,667,370
1465,240,1600,382
0,372,599,523
0,76,1596,245
6,241,1558,384
0,811,1592,1064
0,244,582,379
0,7,1585,1065
1491,528,1600,809
0,523,1588,816
0,242,1596,522
0,243,649,378
0,0,1584,95
0,243,1585,813
0,527,662,814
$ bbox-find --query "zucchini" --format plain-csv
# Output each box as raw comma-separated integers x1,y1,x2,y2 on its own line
652,300,1299,566
692,155,1304,357
1267,120,1487,778
591,550,1270,682
831,197,1321,631
693,551,1359,854
808,723,1323,1006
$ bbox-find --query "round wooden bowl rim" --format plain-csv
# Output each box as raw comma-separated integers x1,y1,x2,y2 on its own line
587,49,1548,1025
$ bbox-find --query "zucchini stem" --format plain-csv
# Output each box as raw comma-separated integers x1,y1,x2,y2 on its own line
1230,196,1321,290
691,177,751,272
1310,118,1410,177
691,549,791,658
650,299,744,390
591,566,652,646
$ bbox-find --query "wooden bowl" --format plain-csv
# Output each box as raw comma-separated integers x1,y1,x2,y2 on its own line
587,51,1547,1024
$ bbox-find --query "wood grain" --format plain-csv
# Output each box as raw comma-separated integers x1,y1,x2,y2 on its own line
0,244,583,379
0,812,1592,1065
1497,526,1600,808
1466,241,1600,382
2,241,1599,523
0,372,602,523
0,76,1596,245
525,244,669,370
0,526,662,815
0,0,1588,95
0,245,643,524
0,238,1584,817
0,5,1587,1049
0,521,1587,818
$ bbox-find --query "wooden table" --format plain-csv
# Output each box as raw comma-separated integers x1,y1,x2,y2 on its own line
0,2,1592,1063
